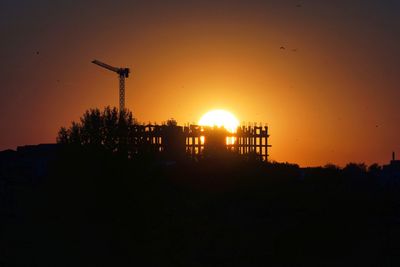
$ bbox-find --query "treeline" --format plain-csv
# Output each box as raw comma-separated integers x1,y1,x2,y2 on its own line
57,106,179,158
57,107,135,151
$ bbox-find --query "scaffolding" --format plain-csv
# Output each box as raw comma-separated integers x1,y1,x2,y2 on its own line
128,124,271,161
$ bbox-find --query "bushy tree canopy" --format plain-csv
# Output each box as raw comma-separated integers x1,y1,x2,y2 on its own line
57,107,136,154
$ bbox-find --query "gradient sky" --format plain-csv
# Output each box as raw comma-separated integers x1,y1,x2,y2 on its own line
1,0,399,166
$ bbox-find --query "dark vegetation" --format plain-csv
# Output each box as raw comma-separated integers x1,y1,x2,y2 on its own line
2,108,400,266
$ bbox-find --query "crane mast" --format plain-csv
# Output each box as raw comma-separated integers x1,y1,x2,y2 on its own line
92,59,130,111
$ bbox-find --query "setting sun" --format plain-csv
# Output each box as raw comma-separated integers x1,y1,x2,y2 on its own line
199,109,240,133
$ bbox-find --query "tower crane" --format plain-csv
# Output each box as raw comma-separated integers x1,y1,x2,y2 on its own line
92,59,130,111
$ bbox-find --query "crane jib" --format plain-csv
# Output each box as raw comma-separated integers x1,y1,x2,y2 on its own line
92,59,130,111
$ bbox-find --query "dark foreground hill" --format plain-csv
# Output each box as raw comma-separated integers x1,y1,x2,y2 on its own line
1,147,400,266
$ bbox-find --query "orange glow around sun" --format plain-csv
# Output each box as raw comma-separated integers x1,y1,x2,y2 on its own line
199,109,240,133
199,109,240,145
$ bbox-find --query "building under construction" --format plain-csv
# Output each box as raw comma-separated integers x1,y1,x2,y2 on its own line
129,124,271,162
90,59,271,161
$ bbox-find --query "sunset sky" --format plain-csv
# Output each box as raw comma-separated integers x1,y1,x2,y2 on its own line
1,0,399,166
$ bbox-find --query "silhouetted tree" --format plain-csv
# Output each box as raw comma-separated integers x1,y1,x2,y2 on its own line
368,163,382,178
57,106,136,156
343,163,367,174
102,107,119,152
324,163,341,171
80,108,102,145
166,118,178,127
368,163,382,173
56,127,69,144
117,109,133,157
